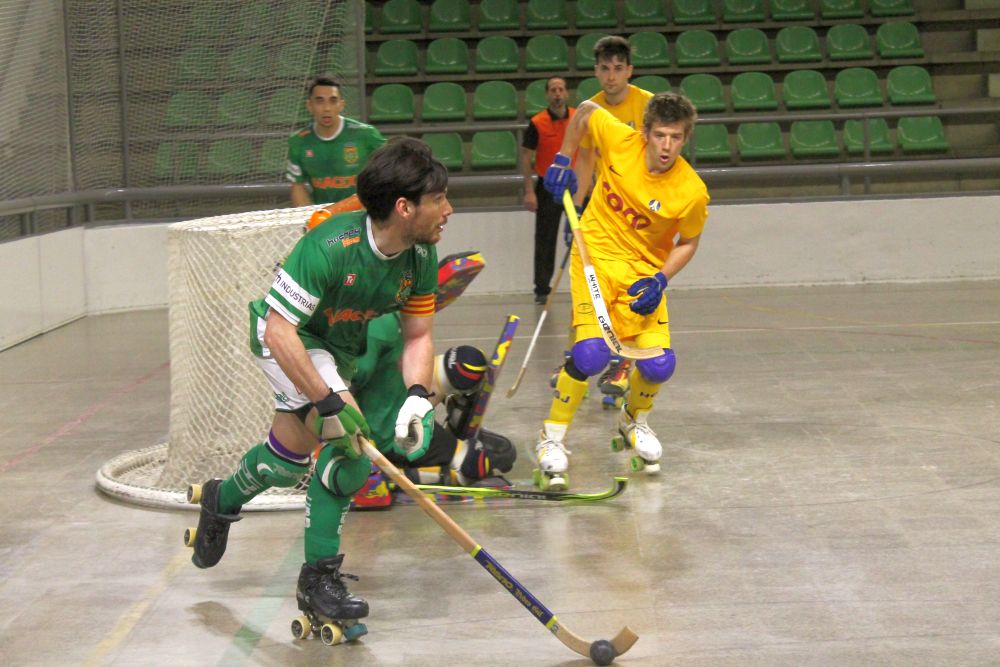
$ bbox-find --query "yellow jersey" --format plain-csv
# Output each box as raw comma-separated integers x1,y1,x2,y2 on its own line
581,107,709,269
580,84,654,149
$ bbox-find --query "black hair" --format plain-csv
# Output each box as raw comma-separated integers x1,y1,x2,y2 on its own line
308,74,343,97
593,35,632,66
357,137,449,222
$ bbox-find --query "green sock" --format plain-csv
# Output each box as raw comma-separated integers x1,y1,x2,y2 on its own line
304,445,371,563
218,442,309,513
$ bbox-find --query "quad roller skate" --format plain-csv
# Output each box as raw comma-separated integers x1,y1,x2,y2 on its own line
610,407,662,473
532,423,570,491
184,479,242,569
599,357,631,410
291,555,369,646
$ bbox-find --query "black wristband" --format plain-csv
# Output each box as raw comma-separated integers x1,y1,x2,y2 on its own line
314,389,346,416
406,384,434,399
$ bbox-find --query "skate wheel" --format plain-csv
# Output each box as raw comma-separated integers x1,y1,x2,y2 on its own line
187,484,202,504
291,616,311,640
545,474,568,492
644,462,661,474
610,435,625,452
320,623,343,646
183,527,196,548
343,621,368,642
629,456,645,472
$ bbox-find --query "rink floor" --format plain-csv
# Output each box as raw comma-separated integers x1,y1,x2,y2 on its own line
1,280,999,666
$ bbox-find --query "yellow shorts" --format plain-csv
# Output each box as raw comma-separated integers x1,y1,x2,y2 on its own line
568,250,671,349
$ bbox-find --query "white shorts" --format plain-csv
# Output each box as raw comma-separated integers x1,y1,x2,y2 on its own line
255,348,348,412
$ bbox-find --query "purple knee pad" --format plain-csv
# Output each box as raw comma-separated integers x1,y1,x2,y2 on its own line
570,338,611,377
635,348,676,384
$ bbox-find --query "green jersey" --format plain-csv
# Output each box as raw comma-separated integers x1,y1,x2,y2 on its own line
248,209,437,382
285,118,386,204
351,313,406,452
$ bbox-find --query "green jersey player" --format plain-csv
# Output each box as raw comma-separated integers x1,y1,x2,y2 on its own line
187,138,451,640
287,75,386,207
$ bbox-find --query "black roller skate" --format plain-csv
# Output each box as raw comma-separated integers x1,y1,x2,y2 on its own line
184,479,242,569
291,555,370,646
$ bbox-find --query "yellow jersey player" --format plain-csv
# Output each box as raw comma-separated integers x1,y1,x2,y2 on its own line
536,92,709,489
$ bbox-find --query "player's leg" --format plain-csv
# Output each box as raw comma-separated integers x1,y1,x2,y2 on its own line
616,327,675,474
533,179,562,305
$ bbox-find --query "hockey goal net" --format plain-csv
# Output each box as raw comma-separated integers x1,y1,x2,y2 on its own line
97,208,315,510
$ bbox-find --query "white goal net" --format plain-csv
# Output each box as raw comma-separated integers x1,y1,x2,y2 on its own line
97,208,314,510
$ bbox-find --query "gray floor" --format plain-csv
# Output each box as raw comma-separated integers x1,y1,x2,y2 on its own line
2,281,999,667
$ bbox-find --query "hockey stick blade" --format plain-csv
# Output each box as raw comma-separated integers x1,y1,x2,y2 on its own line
416,476,628,502
562,191,660,361
463,315,518,445
361,440,639,663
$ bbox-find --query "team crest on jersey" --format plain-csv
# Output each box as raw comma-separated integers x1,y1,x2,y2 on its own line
344,273,356,286
305,149,314,158
344,144,359,165
648,199,661,212
415,245,428,258
395,271,414,305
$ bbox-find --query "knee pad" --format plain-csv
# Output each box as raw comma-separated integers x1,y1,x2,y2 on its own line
635,348,676,384
315,445,371,497
569,338,611,377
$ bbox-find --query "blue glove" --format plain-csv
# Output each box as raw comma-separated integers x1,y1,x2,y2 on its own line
543,153,577,203
627,272,668,315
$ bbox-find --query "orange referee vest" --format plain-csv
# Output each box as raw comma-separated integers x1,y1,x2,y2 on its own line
530,107,576,177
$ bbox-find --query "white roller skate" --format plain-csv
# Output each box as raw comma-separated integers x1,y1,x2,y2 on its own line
611,407,662,473
532,422,571,491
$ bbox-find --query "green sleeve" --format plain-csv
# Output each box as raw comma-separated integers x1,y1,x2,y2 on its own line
286,134,307,184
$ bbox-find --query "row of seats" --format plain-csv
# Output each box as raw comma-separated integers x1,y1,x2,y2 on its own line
369,65,936,124
370,0,915,35
164,89,310,128
372,22,923,77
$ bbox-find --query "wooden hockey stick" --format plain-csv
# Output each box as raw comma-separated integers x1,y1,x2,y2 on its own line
506,235,572,398
561,190,660,360
361,439,639,664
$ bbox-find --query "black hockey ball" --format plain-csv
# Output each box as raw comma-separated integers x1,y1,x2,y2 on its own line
589,639,616,666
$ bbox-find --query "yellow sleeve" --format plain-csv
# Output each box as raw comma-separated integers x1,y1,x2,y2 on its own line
589,107,636,159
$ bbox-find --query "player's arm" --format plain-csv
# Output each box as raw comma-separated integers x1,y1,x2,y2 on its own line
572,147,596,206
286,138,313,207
264,310,351,405
542,101,600,201
290,183,312,207
399,310,434,392
663,234,701,280
394,308,436,461
520,146,538,212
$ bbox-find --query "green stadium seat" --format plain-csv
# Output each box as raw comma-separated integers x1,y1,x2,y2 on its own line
525,79,549,115
871,0,915,17
526,35,569,71
274,43,314,79
422,82,467,121
265,88,308,126
471,131,518,169
737,122,785,159
429,0,472,31
225,45,268,81
366,3,374,32
726,28,771,65
790,120,839,157
576,77,602,102
671,0,715,24
176,46,220,82
897,116,948,152
821,0,863,19
630,32,671,67
771,0,815,20
827,24,874,61
473,80,518,119
206,139,253,177
217,90,259,127
259,138,288,174
526,0,569,29
374,40,419,76
724,0,766,22
731,71,778,111
477,0,520,30
684,124,731,161
887,65,935,104
577,0,618,28
188,4,222,39
624,0,668,26
165,92,213,127
834,67,883,107
782,70,831,109
422,133,465,170
576,33,609,69
154,142,200,180
379,0,422,33
426,38,470,74
237,1,273,38
632,74,672,93
775,26,822,63
877,21,924,58
844,118,894,154
475,35,519,73
676,30,721,67
369,84,415,122
283,3,320,33
324,41,360,76
679,73,726,112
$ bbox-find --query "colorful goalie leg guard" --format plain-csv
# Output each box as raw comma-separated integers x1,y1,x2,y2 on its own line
350,467,393,510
